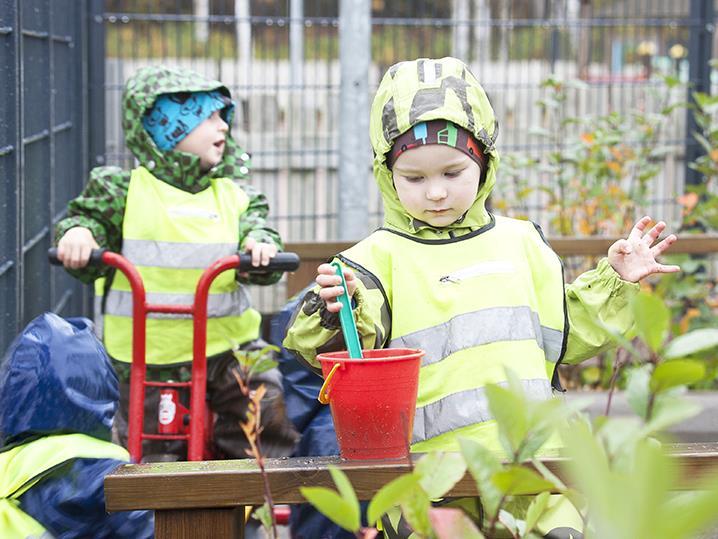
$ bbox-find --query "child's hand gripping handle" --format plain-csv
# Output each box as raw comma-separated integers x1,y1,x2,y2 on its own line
318,261,363,404
236,252,300,272
48,247,107,267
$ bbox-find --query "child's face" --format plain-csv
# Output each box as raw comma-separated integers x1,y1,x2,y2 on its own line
392,144,482,228
175,110,228,171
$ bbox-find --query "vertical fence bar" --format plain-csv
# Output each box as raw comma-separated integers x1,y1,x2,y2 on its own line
14,0,23,331
88,0,106,169
338,0,370,240
290,0,303,88
684,0,714,187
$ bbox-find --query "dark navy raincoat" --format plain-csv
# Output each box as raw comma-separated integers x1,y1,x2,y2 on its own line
0,313,154,538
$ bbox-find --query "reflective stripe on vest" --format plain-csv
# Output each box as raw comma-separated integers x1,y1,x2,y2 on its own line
104,166,260,364
0,434,129,539
340,216,567,449
412,377,553,443
121,239,239,269
390,305,563,366
106,287,251,319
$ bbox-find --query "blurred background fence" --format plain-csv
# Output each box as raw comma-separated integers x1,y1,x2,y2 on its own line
2,0,718,350
98,0,717,311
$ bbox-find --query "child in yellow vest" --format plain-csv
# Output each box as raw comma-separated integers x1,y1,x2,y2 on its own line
283,57,679,537
55,65,298,461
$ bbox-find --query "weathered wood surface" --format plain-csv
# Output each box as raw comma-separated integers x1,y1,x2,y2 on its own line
284,235,718,297
155,508,245,539
105,442,718,512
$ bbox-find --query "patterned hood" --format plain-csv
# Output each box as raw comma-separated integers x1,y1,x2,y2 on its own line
369,57,500,238
123,65,250,194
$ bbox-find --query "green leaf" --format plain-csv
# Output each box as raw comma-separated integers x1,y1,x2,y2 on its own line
650,359,706,393
659,474,718,538
491,466,556,496
367,474,419,526
632,292,669,352
329,466,360,519
458,437,503,519
248,356,279,377
414,452,467,499
251,503,273,532
486,382,528,456
626,364,652,419
300,486,361,532
400,486,432,537
664,328,718,359
524,492,549,534
642,392,701,435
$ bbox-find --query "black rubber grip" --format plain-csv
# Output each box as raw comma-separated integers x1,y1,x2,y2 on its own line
48,247,107,267
237,252,300,272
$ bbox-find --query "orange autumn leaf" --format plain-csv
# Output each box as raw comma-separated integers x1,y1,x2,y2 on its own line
711,149,718,162
607,161,622,174
677,192,699,212
580,132,595,145
578,219,593,235
679,308,701,334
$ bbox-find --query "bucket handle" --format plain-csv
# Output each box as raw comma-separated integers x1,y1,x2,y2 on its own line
318,363,341,404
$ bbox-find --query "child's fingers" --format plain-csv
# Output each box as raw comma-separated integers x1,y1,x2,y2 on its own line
317,263,337,275
260,244,277,266
66,243,90,269
318,285,345,312
316,272,342,288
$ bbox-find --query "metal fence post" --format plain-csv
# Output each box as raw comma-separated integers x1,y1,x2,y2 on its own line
338,0,370,240
88,0,106,170
290,0,304,88
684,0,714,187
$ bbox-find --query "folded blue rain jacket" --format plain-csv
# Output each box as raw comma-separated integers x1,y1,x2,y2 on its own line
0,313,154,538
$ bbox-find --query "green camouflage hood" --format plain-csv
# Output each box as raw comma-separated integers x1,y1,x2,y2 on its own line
369,57,500,238
122,65,250,193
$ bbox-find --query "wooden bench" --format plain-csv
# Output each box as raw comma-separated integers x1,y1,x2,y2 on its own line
104,442,718,539
284,235,718,297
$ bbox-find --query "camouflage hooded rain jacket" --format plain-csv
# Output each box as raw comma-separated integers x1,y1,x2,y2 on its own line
55,65,282,286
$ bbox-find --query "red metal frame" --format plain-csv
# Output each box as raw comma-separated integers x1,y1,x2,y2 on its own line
102,252,245,462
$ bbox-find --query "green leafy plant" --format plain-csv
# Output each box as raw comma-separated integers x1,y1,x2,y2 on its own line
527,75,681,239
301,288,718,538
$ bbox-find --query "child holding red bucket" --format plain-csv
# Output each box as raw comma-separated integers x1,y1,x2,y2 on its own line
283,56,679,537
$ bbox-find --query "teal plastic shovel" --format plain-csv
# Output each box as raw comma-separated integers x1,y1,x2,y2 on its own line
331,260,363,359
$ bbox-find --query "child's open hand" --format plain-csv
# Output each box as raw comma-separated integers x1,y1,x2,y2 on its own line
57,227,99,269
608,216,680,283
316,263,357,313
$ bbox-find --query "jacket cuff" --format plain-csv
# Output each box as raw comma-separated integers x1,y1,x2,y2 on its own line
595,257,640,296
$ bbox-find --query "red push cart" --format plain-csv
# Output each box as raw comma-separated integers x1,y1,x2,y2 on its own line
49,248,299,462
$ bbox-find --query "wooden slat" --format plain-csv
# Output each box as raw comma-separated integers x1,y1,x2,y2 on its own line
155,508,244,539
105,443,718,512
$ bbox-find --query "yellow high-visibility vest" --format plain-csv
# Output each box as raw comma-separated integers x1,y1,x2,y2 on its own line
104,166,261,364
0,433,129,539
340,216,567,452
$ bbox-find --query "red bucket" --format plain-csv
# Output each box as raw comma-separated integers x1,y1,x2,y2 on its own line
317,348,424,460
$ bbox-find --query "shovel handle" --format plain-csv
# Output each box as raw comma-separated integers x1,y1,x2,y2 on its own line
331,261,363,359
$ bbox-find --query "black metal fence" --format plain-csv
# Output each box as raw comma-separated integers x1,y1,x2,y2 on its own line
0,0,101,353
